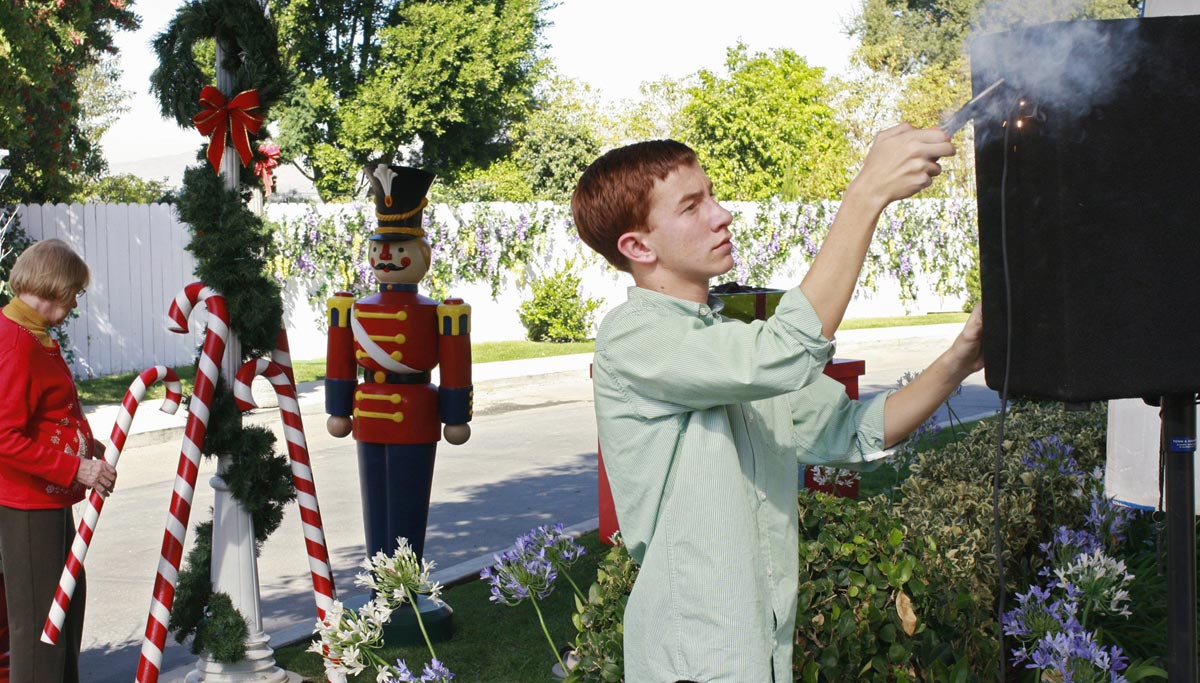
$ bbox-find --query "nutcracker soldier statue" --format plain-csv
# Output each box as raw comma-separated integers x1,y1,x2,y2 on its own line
325,164,472,639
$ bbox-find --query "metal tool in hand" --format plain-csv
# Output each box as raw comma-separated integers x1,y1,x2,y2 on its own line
939,78,1007,135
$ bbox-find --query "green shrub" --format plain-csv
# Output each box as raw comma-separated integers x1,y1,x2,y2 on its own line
518,259,601,342
566,538,637,683
961,259,980,313
892,401,1109,668
794,491,958,681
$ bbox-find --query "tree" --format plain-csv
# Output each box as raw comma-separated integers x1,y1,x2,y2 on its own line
847,0,1139,196
0,0,138,202
617,75,694,143
77,173,176,204
677,44,853,202
512,76,605,201
271,0,551,200
850,0,1141,76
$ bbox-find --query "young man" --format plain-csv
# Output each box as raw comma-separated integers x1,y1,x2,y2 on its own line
571,125,983,683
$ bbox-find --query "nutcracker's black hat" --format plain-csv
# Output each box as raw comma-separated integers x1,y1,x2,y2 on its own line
364,163,435,241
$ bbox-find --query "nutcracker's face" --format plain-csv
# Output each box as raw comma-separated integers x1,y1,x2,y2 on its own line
368,238,430,285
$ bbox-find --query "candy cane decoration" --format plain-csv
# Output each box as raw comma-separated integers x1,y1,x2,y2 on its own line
41,367,183,646
233,357,336,619
272,328,296,387
136,283,229,683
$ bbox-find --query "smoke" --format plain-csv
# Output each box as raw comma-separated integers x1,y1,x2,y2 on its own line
964,12,1147,144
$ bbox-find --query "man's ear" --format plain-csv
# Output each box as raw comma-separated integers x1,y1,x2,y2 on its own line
617,231,656,267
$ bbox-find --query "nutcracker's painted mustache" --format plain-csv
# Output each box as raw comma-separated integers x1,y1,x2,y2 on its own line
374,263,405,272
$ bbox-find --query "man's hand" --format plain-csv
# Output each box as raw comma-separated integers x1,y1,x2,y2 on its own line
76,458,117,497
881,306,985,448
949,305,985,375
800,123,956,339
327,415,353,438
848,124,956,209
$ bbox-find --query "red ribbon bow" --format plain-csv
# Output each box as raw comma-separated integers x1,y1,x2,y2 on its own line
254,142,281,197
192,85,263,174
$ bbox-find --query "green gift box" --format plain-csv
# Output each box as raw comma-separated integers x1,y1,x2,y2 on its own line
710,282,785,322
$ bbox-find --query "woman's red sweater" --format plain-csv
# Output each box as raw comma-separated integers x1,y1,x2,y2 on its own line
0,313,92,509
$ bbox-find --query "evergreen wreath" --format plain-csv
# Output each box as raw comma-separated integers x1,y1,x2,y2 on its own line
149,0,288,130
150,0,297,662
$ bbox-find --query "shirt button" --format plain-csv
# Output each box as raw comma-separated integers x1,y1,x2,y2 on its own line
767,568,774,577
758,490,767,501
699,306,710,315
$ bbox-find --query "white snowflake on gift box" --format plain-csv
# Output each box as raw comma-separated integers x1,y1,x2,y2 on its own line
809,466,860,488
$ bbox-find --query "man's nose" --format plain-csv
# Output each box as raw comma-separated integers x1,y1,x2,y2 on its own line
712,200,733,229
379,243,392,259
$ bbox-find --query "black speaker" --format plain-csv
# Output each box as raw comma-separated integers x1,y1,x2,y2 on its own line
972,16,1200,403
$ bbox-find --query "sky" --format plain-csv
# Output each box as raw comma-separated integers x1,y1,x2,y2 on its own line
100,0,862,165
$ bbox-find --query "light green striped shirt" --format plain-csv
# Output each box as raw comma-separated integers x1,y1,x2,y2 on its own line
593,286,889,683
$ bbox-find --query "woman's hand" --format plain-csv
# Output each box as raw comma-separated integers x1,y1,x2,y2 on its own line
75,458,118,497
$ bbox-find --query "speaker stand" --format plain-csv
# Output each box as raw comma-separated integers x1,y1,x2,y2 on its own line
1159,394,1197,683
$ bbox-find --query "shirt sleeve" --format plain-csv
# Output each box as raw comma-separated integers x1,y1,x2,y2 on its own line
596,287,835,418
787,374,891,468
0,342,81,487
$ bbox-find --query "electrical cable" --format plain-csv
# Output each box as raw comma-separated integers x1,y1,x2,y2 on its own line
991,108,1016,683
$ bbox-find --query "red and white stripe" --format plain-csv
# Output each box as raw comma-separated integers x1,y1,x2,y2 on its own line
272,328,296,387
137,283,229,683
41,367,183,646
233,357,336,620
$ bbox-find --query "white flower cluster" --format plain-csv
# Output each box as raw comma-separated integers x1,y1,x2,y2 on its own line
308,599,384,680
356,537,444,617
1054,549,1134,618
309,537,447,680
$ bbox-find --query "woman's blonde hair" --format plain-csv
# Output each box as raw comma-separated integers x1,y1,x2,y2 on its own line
8,239,90,303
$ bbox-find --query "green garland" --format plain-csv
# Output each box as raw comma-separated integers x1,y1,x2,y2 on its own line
150,0,289,131
151,0,297,662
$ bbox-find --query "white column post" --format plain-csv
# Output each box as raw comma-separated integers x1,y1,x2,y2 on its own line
186,33,293,683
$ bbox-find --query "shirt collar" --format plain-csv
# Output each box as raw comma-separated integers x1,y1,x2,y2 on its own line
627,286,725,319
380,283,418,293
3,296,53,347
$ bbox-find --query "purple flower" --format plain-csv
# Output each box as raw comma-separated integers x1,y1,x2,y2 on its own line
1084,493,1137,550
1022,435,1083,476
1003,585,1076,640
531,522,586,570
1039,526,1102,574
1022,627,1129,683
479,523,586,607
479,544,556,606
421,658,454,682
297,252,316,275
390,659,417,682
516,214,530,242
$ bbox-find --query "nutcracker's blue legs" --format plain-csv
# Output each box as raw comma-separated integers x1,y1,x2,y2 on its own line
357,442,438,560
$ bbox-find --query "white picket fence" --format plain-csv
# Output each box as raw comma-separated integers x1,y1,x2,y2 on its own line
16,203,204,377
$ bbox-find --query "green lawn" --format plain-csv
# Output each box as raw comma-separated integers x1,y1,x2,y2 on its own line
841,311,967,330
74,313,968,406
74,343,593,406
273,532,609,682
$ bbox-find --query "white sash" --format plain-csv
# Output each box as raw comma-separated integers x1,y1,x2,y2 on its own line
350,305,421,375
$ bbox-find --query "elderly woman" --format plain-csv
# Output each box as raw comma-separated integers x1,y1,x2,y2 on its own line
0,239,115,683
